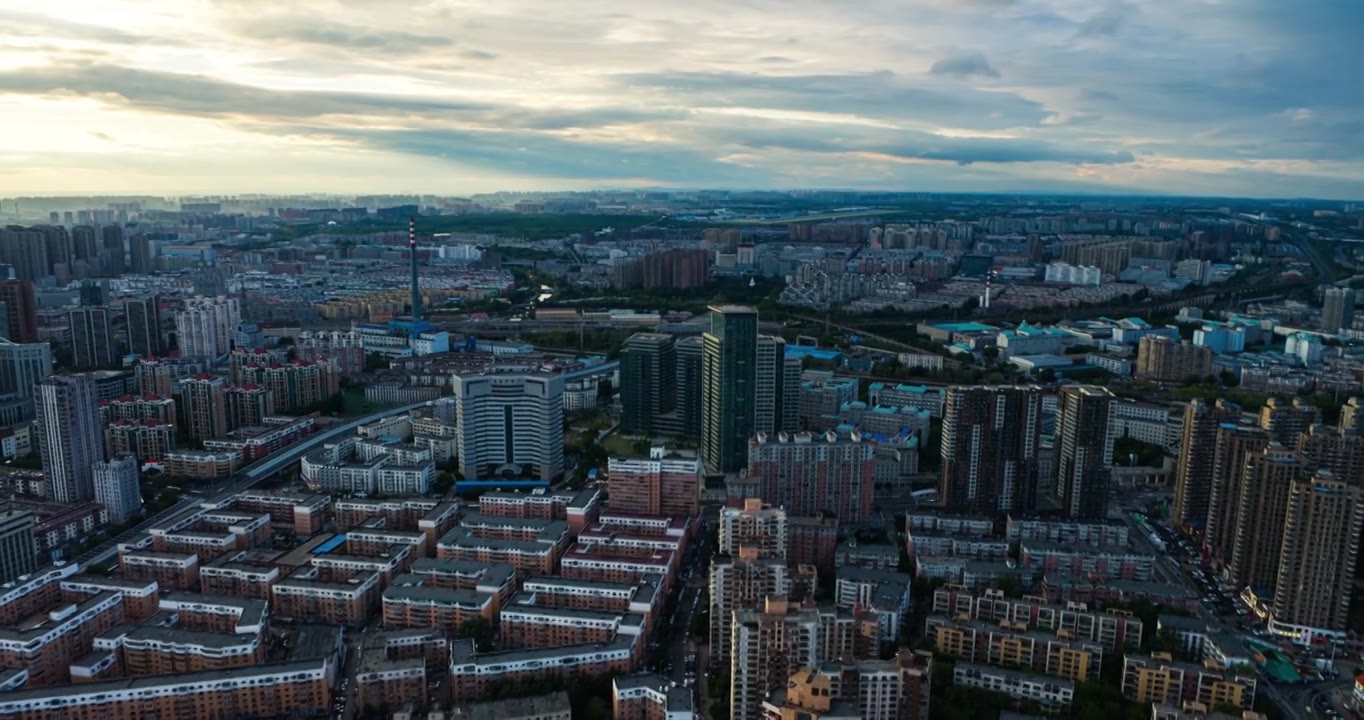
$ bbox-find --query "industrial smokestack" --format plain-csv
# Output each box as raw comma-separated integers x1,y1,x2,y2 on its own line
409,216,421,325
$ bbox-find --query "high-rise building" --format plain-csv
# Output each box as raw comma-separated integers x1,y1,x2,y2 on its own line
0,280,38,342
620,333,676,435
1297,424,1364,481
758,653,933,720
675,336,704,436
712,500,790,663
1228,445,1300,593
236,359,338,412
710,546,792,661
1055,385,1115,519
69,306,115,369
606,446,702,517
174,296,241,360
755,334,799,435
1204,425,1270,566
101,225,126,275
93,453,143,525
0,512,35,585
35,375,102,503
0,338,51,400
124,295,164,357
940,385,1044,516
1340,397,1364,436
129,233,154,274
1258,397,1321,445
729,599,857,720
1172,399,1241,534
451,371,564,481
1270,470,1364,640
0,228,50,282
610,248,711,290
1135,337,1212,383
1322,287,1356,334
702,306,759,474
226,385,275,431
747,429,877,523
134,358,176,396
179,374,228,440
719,499,789,556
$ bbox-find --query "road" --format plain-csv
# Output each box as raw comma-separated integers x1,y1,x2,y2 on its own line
647,506,715,716
77,399,442,570
782,313,953,360
1279,225,1338,284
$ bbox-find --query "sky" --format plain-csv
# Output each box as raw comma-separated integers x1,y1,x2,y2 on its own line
1,0,1362,199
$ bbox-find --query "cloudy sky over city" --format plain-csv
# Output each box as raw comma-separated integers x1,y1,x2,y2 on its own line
1,0,1361,197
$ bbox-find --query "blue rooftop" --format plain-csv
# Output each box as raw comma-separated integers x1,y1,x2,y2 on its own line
311,534,348,555
785,346,842,361
931,321,997,333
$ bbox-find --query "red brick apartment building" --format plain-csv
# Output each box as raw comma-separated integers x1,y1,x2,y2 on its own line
559,546,676,588
353,630,446,712
157,593,269,635
59,575,159,621
0,565,126,686
199,553,281,600
381,579,496,632
476,488,602,536
613,673,697,720
273,567,381,626
435,528,559,579
223,490,331,536
117,550,199,590
344,527,429,567
606,449,702,518
92,624,265,676
409,558,517,607
449,635,637,703
0,657,335,720
520,575,663,624
499,602,646,652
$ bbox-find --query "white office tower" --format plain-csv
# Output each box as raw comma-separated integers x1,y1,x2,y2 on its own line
35,375,102,503
451,371,565,481
174,296,241,360
0,339,52,398
94,453,142,524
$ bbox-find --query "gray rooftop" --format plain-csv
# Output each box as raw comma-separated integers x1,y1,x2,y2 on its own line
455,690,572,720
0,659,329,702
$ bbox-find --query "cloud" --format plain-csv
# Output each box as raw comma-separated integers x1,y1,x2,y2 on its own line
0,0,1360,198
929,51,1000,79
1077,3,1137,37
618,70,1049,130
0,62,489,120
233,19,450,53
716,123,1134,165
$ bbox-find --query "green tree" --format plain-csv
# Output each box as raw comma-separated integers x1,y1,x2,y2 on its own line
457,616,495,651
434,472,456,494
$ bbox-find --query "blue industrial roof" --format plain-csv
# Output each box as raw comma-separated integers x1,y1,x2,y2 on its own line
311,534,348,555
931,321,997,332
785,346,842,361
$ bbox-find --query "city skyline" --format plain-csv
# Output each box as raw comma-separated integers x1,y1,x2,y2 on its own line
1,1,1361,198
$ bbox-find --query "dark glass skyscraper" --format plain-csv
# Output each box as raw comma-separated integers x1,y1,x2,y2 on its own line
621,332,677,434
702,305,758,474
1056,384,1115,518
940,385,1043,515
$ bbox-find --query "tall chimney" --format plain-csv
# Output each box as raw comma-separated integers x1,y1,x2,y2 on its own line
409,216,421,326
